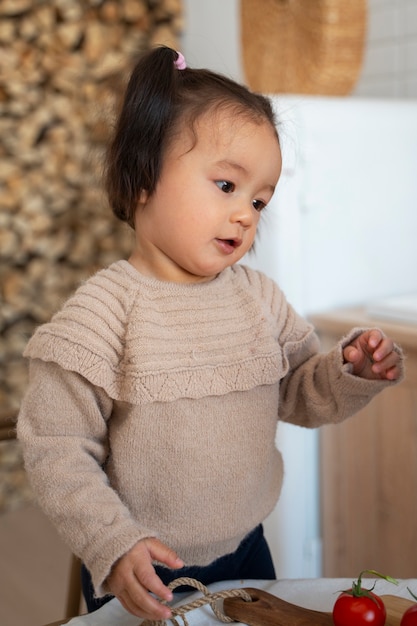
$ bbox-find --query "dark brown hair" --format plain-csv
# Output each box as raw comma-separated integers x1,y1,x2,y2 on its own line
104,46,278,228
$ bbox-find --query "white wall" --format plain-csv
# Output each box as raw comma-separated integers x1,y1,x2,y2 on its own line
181,0,243,81
354,0,417,98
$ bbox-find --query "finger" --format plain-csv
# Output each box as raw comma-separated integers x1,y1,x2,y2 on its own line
343,345,360,364
367,328,384,349
137,540,184,604
106,554,170,614
118,586,172,621
384,365,401,381
371,351,399,375
371,338,394,362
373,364,399,381
112,561,173,620
133,559,174,605
146,538,184,570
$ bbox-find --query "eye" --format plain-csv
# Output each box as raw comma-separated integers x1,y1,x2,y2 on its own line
215,180,235,193
252,199,267,212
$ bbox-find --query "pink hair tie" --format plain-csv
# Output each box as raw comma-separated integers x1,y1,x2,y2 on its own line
174,51,187,70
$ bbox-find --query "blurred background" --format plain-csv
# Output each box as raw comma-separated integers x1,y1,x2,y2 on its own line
1,1,417,624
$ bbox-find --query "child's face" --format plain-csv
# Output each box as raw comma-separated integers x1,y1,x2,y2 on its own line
130,108,282,283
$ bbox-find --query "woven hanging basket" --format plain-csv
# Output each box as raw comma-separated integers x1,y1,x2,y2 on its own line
240,0,367,95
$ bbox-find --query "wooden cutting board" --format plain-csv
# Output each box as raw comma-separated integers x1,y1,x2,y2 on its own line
385,595,415,625
223,589,414,626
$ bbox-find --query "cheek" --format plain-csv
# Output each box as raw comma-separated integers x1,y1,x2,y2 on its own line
251,212,262,235
240,221,259,254
246,214,262,244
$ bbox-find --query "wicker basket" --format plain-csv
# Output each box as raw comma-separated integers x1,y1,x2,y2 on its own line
240,0,367,95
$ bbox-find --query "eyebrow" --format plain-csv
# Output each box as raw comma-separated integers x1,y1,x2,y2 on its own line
214,159,246,174
214,159,276,193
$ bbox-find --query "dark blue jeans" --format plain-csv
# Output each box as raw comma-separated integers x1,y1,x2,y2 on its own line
82,524,276,613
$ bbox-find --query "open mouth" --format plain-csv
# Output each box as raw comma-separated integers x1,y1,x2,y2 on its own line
220,238,242,249
215,237,243,255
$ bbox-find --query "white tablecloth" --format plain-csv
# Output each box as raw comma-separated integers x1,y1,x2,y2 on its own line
66,578,417,626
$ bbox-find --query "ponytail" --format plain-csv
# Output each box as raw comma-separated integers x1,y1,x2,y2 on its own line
105,46,180,227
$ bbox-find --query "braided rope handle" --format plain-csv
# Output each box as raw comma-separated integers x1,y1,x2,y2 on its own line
141,577,252,626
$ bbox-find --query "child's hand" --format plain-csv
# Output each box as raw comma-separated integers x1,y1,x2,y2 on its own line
106,537,184,620
343,328,402,381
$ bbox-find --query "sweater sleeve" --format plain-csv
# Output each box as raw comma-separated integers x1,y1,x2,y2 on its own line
17,359,156,596
278,322,405,427
239,266,405,427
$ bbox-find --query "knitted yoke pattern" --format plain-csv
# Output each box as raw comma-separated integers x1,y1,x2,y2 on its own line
23,262,302,403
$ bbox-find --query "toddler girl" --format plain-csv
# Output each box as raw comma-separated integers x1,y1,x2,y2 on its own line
18,46,403,621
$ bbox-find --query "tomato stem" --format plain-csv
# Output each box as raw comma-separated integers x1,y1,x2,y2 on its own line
346,569,398,600
407,587,417,602
358,570,399,589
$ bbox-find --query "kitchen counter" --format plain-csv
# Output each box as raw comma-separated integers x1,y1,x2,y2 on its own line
44,578,417,626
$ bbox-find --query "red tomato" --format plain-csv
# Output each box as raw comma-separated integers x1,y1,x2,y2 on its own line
401,605,417,626
333,590,386,626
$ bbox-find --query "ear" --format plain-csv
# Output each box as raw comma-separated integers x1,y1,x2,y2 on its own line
138,189,149,205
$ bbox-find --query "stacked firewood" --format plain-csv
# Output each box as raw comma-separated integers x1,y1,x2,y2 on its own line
0,0,183,419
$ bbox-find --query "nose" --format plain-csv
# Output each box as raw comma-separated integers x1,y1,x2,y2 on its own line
229,201,254,228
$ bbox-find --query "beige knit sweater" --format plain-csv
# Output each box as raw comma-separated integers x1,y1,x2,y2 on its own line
17,261,400,595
